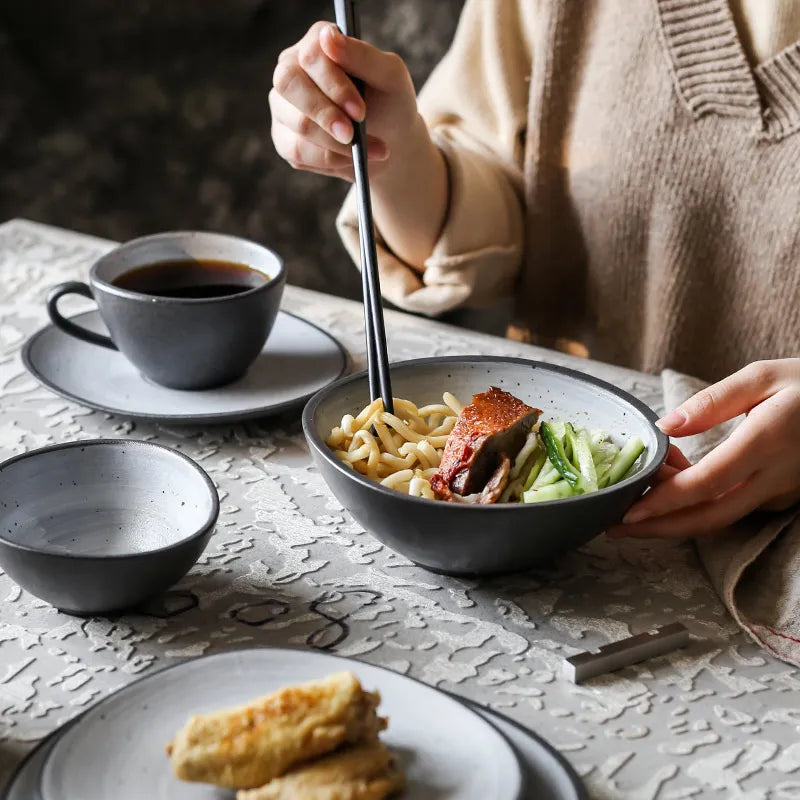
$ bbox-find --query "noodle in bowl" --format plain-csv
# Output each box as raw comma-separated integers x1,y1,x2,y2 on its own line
303,357,669,574
326,393,463,498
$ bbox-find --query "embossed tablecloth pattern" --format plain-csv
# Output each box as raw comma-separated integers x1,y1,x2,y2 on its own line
0,219,799,799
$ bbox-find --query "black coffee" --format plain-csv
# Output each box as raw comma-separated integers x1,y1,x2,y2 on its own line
112,259,268,299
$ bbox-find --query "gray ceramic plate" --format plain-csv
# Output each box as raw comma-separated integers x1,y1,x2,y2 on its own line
39,648,526,800
23,310,347,424
2,701,585,800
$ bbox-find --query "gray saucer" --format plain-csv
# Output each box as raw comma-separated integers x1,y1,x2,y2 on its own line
23,310,347,424
38,648,525,800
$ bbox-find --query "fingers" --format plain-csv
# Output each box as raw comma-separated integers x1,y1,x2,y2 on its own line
273,58,355,145
761,488,800,512
272,122,389,176
269,90,389,160
665,444,692,470
622,421,759,523
320,24,411,93
657,361,781,437
652,463,682,485
269,90,349,153
615,360,800,538
607,473,768,539
297,24,366,120
271,22,402,177
272,123,354,172
308,166,355,180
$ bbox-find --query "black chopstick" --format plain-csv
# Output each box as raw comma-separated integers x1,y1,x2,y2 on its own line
359,236,381,404
334,0,394,414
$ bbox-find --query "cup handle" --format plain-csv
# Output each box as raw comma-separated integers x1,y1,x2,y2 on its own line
46,282,117,350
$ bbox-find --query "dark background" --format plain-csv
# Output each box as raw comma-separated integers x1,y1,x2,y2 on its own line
1,1,479,318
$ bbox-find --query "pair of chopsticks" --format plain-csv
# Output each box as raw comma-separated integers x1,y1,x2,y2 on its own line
333,0,394,414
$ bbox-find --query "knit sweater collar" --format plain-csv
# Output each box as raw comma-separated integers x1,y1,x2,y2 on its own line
656,0,800,140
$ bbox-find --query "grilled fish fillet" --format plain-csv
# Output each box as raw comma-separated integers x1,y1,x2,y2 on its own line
167,672,386,789
236,740,405,800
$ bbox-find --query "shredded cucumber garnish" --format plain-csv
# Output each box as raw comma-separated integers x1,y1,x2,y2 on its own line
518,421,646,503
601,437,646,488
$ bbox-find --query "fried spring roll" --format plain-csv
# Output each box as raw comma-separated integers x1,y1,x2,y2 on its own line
236,740,405,800
167,672,386,789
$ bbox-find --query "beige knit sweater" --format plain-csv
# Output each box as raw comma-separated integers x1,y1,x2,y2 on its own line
337,0,800,381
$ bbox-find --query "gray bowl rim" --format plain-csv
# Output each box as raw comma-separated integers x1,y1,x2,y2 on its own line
303,355,670,510
0,438,220,559
21,309,349,424
89,230,286,305
25,645,588,800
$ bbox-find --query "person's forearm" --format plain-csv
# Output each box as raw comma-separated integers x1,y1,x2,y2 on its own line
370,114,448,271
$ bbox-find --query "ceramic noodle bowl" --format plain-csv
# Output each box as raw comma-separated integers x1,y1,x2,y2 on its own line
303,357,669,575
0,440,219,614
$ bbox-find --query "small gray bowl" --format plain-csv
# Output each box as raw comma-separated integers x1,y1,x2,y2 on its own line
0,440,219,614
303,357,669,575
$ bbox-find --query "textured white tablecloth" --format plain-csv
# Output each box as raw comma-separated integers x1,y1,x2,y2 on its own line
0,219,798,799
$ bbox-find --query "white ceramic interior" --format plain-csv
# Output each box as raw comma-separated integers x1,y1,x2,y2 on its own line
0,441,216,557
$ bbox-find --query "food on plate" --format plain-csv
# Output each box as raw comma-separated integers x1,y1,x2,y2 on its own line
236,740,405,800
328,387,646,504
167,672,386,790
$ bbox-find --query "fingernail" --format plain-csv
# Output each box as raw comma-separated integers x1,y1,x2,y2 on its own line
623,507,653,524
368,143,389,161
325,23,342,42
657,409,687,433
345,100,365,121
331,120,352,145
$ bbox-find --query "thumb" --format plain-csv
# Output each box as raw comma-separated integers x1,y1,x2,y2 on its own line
657,362,778,436
320,24,407,93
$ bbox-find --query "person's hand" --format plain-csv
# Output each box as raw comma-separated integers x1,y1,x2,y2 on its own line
270,22,421,181
607,359,800,539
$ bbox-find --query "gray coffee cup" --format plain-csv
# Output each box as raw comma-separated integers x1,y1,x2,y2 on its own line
47,231,286,390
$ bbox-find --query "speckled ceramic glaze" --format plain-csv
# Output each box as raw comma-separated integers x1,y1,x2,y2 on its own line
0,440,219,614
2,698,584,800
46,231,286,390
304,357,669,575
39,648,529,800
23,310,347,424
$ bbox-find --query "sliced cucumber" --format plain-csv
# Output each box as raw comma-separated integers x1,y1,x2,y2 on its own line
602,437,646,488
592,441,619,465
532,461,561,488
522,448,548,492
566,423,598,494
540,422,581,490
522,480,574,503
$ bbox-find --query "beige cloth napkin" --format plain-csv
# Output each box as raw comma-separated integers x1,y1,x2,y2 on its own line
662,370,800,666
